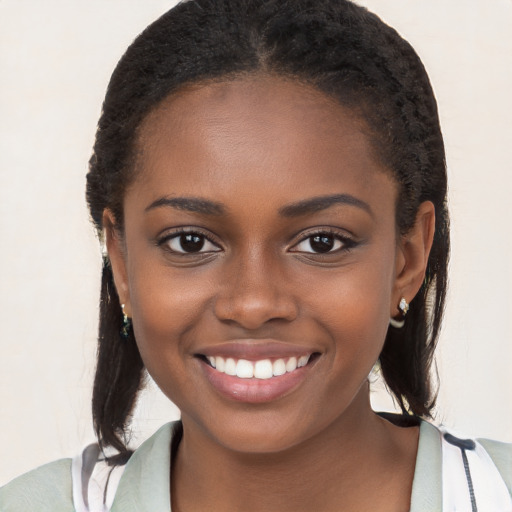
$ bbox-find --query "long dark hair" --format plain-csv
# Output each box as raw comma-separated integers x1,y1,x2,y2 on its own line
86,0,449,458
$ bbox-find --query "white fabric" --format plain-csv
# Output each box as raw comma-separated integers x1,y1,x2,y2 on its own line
441,428,512,511
103,465,125,510
71,448,126,512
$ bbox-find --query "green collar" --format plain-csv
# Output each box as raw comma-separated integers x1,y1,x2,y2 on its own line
111,419,442,511
111,423,174,511
410,420,442,511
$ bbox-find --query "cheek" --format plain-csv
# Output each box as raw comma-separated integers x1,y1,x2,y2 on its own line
127,261,213,386
301,248,395,369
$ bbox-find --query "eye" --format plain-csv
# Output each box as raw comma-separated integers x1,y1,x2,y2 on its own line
164,232,221,254
291,232,351,254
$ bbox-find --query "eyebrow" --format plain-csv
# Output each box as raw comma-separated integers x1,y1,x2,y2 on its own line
145,196,225,215
144,193,372,218
279,194,373,218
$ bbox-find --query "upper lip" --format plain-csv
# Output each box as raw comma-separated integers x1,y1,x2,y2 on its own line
195,340,319,360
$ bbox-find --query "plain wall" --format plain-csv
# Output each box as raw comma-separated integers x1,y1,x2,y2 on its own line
1,0,511,485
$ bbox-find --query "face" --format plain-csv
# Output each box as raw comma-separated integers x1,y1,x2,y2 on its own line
107,76,423,454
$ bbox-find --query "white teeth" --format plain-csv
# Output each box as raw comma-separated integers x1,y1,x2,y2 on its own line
298,355,310,368
273,359,286,376
285,356,297,372
254,359,273,379
215,356,225,372
225,358,236,376
205,354,312,379
236,359,254,379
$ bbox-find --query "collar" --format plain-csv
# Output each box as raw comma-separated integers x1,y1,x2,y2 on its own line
110,419,442,511
410,420,443,511
111,422,175,511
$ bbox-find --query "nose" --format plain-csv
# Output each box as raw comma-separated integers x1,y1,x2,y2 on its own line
213,252,298,330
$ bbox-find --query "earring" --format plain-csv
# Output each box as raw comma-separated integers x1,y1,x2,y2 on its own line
120,303,132,339
389,297,409,329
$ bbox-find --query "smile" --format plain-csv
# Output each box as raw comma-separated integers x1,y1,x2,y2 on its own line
205,355,311,380
196,348,319,403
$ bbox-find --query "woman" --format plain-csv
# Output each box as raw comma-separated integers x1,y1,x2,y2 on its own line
1,0,511,510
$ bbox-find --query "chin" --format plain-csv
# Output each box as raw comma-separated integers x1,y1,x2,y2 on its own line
202,418,314,455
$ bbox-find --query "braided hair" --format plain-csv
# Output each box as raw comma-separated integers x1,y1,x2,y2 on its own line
86,0,449,458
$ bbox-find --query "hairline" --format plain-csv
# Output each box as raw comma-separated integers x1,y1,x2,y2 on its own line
120,70,400,220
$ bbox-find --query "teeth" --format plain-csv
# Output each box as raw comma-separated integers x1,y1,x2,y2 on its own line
254,359,273,379
205,354,312,379
298,355,309,367
273,359,286,376
215,356,225,372
225,358,236,376
286,357,297,372
236,359,254,379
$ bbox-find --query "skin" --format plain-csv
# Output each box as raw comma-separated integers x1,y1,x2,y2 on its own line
105,75,435,512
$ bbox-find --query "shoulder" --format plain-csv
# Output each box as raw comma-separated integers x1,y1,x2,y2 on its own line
0,458,73,512
478,437,512,494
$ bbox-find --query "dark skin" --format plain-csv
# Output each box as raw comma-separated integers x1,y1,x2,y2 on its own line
105,75,435,511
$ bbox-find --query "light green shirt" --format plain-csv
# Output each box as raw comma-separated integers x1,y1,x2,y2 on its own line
1,420,511,511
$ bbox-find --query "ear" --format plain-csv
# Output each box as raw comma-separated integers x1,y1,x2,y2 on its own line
103,209,132,317
392,201,435,316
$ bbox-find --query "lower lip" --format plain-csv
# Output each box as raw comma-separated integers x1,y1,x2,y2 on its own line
200,360,313,403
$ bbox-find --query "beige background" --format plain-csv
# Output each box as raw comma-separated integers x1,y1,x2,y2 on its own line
1,0,511,485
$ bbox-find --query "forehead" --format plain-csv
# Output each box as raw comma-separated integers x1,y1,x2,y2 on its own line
132,75,393,202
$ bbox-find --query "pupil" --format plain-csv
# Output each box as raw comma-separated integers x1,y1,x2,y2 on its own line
180,234,205,252
310,235,334,253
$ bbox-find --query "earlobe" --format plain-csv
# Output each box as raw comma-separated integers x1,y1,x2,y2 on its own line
102,209,132,317
392,201,435,316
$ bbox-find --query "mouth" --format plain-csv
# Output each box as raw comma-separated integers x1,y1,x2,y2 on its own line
197,354,316,379
194,349,320,403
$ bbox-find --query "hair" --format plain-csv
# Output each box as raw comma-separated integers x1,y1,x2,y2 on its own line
86,0,449,459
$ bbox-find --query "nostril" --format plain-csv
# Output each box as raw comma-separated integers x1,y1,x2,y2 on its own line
213,295,298,330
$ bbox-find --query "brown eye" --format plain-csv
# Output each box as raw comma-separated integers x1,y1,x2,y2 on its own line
291,233,348,254
310,235,336,253
166,232,221,254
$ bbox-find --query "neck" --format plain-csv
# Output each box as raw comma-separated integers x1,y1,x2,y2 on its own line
171,390,419,512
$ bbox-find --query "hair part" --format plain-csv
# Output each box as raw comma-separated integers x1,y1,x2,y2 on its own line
87,0,449,458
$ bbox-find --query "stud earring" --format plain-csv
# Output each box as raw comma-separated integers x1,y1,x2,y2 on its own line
389,297,409,329
398,297,409,315
120,303,132,339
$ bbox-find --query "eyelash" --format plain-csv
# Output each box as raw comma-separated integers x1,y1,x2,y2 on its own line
157,228,222,255
290,229,357,255
156,228,357,256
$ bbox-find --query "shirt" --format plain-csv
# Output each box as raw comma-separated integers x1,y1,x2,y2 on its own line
1,420,511,511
